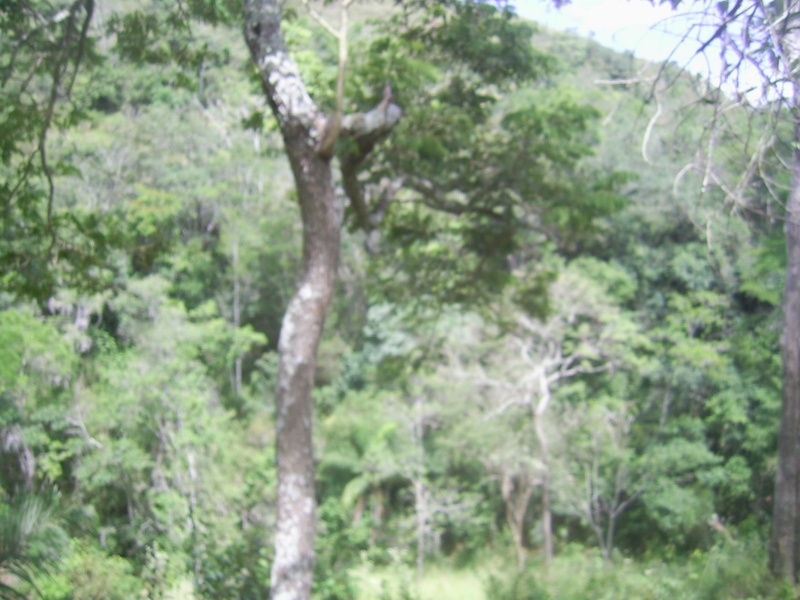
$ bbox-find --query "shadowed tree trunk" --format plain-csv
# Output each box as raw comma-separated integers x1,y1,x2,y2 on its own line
533,366,553,565
772,85,800,584
772,0,800,583
242,1,400,598
500,471,536,570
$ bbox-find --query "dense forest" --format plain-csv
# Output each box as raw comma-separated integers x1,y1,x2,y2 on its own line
1,0,798,599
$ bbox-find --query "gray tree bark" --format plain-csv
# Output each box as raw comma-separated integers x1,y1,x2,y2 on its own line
500,471,535,570
771,96,800,585
533,366,553,565
242,2,400,598
771,1,800,584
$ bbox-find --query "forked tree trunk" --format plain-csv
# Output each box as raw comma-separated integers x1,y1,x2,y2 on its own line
243,4,339,599
243,2,400,599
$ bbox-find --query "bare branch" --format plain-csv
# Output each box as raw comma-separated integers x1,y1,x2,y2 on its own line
300,0,341,39
482,397,523,421
339,95,403,244
641,86,664,166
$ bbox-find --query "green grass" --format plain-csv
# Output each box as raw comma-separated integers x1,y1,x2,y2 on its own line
351,562,489,600
348,539,793,600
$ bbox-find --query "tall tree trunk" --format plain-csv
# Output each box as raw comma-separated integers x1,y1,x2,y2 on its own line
414,393,426,584
771,4,800,583
541,469,553,564
771,101,800,585
243,3,400,599
534,366,553,565
270,140,340,600
232,240,243,396
501,472,533,570
243,3,340,599
414,476,426,583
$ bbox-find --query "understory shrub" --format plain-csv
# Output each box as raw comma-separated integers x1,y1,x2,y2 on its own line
485,568,550,600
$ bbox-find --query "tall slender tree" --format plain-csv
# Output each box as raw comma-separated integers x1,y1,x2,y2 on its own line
241,2,401,597
772,2,800,579
650,0,800,582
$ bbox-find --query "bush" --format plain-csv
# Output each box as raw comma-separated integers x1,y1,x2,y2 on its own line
692,538,778,600
38,540,144,600
379,579,419,600
313,498,371,600
485,568,550,600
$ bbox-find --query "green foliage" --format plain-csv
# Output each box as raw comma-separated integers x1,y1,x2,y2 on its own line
485,568,550,600
314,498,371,600
356,546,791,600
378,578,420,600
0,490,67,600
108,0,241,67
38,540,145,600
0,309,79,488
0,0,791,594
739,234,785,307
0,0,116,299
369,87,626,308
527,540,786,600
431,1,552,85
127,186,182,273
319,387,409,519
0,309,75,392
339,0,629,313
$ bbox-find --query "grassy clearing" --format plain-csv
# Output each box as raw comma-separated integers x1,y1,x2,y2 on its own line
351,561,490,600
349,538,794,600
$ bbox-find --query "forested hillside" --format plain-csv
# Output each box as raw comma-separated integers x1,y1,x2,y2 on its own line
0,1,793,599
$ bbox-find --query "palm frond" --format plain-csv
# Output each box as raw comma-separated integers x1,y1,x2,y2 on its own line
0,490,66,599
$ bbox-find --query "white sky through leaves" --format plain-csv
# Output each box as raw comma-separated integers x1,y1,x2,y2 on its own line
513,0,723,78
